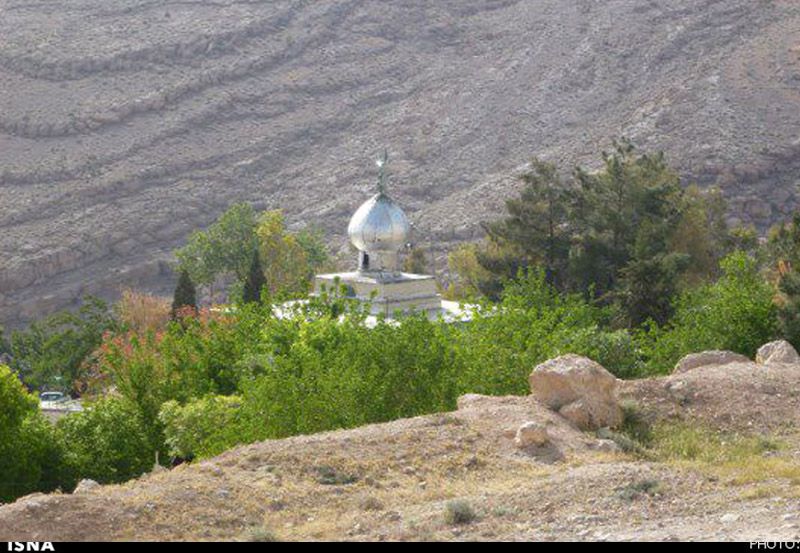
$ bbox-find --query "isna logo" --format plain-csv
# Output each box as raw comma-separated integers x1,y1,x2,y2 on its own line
7,544,55,552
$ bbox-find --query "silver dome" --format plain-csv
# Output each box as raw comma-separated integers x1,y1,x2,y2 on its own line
347,192,410,253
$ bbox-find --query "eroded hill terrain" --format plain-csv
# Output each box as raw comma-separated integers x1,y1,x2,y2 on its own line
2,0,800,325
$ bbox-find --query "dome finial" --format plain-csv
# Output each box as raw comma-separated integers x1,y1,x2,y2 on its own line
376,149,389,194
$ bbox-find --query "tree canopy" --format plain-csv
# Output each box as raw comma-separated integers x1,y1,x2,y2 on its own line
458,139,738,326
174,204,331,303
7,297,117,393
175,203,259,287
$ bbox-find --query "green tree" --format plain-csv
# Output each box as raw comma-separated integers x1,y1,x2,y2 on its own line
159,395,244,460
727,225,759,254
175,203,258,287
483,159,572,288
616,209,690,327
467,140,734,326
242,248,267,304
57,397,154,485
618,244,689,326
777,269,800,347
238,312,460,440
0,364,37,429
175,206,324,301
171,269,197,318
766,213,800,347
295,226,330,274
8,297,117,393
570,139,682,301
640,252,778,371
0,365,65,501
445,242,504,300
91,306,248,441
256,210,312,297
0,327,9,356
668,185,730,288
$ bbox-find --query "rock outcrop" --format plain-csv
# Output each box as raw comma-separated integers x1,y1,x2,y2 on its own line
514,421,549,448
673,350,750,374
529,354,622,430
756,340,800,365
72,479,100,495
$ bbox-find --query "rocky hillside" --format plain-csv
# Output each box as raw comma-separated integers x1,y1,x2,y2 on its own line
2,0,800,326
3,344,800,541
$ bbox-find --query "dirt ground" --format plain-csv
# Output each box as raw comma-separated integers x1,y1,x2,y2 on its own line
2,359,800,542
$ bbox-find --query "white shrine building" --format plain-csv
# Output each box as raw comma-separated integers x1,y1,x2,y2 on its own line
310,152,470,323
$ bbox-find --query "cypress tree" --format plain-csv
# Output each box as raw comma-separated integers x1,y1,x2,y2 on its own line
242,249,267,304
171,269,197,318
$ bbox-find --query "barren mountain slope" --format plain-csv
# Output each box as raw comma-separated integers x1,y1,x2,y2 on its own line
2,360,800,542
2,0,800,326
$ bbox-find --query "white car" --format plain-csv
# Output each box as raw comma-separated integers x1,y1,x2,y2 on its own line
39,392,83,417
39,391,68,403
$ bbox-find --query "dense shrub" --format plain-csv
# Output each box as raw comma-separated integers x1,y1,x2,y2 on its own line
238,312,461,440
130,307,461,459
1,244,787,502
765,213,800,349
452,270,639,394
637,252,778,373
98,255,784,464
0,365,64,502
444,499,477,525
56,397,155,486
561,327,642,379
159,395,244,460
0,364,37,428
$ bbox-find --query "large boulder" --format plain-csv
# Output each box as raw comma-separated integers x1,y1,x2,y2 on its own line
756,340,800,365
673,350,749,374
529,354,622,430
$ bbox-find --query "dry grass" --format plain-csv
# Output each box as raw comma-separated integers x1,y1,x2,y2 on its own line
243,526,280,542
209,430,559,541
645,423,800,487
116,289,171,332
